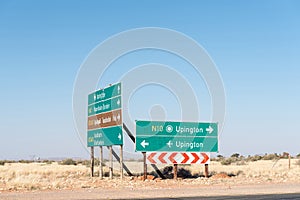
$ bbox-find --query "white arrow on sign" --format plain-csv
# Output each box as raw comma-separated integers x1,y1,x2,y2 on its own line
117,113,120,121
206,126,214,134
141,140,149,148
117,85,120,94
118,133,122,140
117,99,120,106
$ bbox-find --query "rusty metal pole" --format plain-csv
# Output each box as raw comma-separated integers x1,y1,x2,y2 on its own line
99,146,103,179
109,146,113,179
204,164,209,178
143,152,147,181
120,145,124,179
174,164,178,180
90,147,94,177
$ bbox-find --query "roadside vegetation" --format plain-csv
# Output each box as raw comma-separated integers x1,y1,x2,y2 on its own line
211,152,294,165
0,152,298,167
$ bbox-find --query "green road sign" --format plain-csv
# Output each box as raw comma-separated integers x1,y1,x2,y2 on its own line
87,82,123,146
88,82,121,105
135,120,218,152
87,125,123,147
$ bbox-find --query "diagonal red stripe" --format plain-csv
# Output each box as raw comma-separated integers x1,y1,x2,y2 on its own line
181,153,189,164
147,153,156,164
169,153,177,164
191,153,200,163
201,153,209,164
158,153,167,164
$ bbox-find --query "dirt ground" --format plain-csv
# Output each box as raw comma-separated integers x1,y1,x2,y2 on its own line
0,182,300,200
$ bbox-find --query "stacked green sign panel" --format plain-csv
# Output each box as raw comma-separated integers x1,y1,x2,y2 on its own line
87,82,123,147
135,120,218,152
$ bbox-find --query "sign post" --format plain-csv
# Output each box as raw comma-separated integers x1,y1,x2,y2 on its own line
87,82,123,147
136,120,218,179
87,82,123,179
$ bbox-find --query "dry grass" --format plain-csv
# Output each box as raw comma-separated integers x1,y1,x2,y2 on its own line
0,162,92,191
0,159,299,192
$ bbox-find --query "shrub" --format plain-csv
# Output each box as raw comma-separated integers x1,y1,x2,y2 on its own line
0,160,5,165
42,160,53,164
211,155,224,162
262,153,279,160
246,155,262,162
231,153,240,158
236,160,247,165
60,159,77,165
221,158,236,165
18,160,32,164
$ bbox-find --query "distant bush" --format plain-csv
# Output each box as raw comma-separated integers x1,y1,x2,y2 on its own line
262,153,279,160
236,160,247,165
246,155,262,162
296,153,300,158
231,153,240,158
211,155,224,162
221,159,232,165
18,160,33,164
221,157,237,165
42,160,53,164
4,160,16,163
0,160,5,165
60,159,77,165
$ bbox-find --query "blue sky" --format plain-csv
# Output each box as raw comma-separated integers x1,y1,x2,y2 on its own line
0,1,299,160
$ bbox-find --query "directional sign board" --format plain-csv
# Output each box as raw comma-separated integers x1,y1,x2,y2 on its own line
136,120,218,152
146,152,210,164
87,82,123,147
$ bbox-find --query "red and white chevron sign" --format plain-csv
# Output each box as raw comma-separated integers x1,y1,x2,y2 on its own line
146,152,210,164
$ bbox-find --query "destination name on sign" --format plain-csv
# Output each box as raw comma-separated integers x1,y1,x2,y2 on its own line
94,132,103,138
94,140,104,146
176,141,204,150
94,103,110,112
176,126,204,134
96,92,105,100
102,117,111,123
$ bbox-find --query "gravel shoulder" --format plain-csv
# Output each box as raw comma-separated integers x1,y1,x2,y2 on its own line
1,182,300,200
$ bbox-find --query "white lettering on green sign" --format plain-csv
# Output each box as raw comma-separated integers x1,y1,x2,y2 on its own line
175,126,204,134
175,141,204,150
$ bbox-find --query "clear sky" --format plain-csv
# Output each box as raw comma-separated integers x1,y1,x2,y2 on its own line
0,1,299,160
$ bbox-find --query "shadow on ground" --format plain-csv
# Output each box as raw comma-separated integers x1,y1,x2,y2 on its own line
148,165,240,179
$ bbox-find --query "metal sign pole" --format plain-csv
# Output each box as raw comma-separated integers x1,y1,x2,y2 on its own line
120,145,124,179
204,164,209,178
109,146,113,179
143,152,147,181
99,146,103,179
90,147,94,177
174,164,178,180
